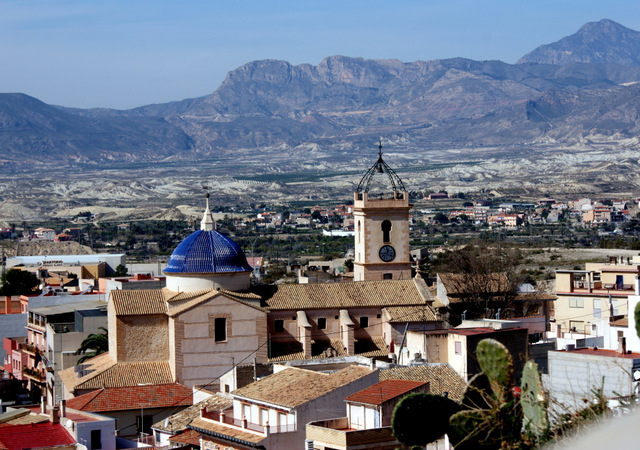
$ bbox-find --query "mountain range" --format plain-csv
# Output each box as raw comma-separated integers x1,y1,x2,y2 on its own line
3,18,640,172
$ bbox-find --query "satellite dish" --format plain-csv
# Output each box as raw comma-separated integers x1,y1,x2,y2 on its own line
633,370,640,381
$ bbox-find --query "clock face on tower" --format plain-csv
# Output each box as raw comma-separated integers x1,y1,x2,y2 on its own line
379,245,396,262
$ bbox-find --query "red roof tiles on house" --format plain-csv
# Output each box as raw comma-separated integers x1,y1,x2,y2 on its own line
169,428,202,445
0,422,75,450
66,383,193,412
344,379,427,406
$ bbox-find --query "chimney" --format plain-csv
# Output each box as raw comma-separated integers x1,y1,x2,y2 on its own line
619,336,627,355
556,324,562,339
51,405,60,424
60,399,66,418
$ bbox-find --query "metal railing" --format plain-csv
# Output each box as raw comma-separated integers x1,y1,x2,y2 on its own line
203,410,295,434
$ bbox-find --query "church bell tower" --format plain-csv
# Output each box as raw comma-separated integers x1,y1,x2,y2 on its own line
353,140,412,281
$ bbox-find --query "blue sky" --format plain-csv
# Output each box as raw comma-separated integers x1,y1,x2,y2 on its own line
2,0,640,109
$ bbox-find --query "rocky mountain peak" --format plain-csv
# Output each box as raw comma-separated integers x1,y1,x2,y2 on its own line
517,18,640,66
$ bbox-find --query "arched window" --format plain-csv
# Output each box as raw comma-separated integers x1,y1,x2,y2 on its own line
381,220,391,243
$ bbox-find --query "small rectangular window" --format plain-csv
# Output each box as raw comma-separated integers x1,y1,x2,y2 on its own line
569,298,584,308
317,318,327,330
214,317,227,342
243,404,251,421
383,273,393,280
260,408,269,425
455,341,462,355
360,317,369,328
275,319,284,332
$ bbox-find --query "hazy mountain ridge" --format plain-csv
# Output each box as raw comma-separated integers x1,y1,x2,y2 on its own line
518,19,640,66
4,19,640,170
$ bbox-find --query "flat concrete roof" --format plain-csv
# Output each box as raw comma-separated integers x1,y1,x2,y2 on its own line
29,300,107,316
553,347,640,359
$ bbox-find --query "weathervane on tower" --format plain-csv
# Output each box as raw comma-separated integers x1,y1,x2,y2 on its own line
352,139,412,282
356,138,406,195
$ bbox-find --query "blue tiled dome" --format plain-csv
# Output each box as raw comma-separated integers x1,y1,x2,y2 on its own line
164,230,252,274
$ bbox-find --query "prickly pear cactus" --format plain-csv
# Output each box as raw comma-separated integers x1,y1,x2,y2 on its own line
520,361,549,440
476,338,514,403
449,339,523,449
448,409,491,450
460,373,492,410
391,392,461,447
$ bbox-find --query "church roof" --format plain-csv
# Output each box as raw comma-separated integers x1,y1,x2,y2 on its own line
163,229,252,274
383,305,438,322
110,288,266,318
259,278,432,310
111,289,167,315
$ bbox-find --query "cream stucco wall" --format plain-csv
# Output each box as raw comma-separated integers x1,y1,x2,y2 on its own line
171,294,267,387
165,271,251,292
555,294,627,333
353,192,412,282
268,307,387,357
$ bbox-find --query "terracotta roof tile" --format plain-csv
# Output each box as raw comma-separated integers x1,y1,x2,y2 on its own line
259,278,432,311
232,366,374,409
59,354,174,392
383,305,437,322
0,423,75,450
152,393,233,434
611,317,628,327
166,290,219,316
345,380,427,406
59,353,116,392
111,289,167,316
354,337,390,358
169,428,202,445
66,383,192,412
379,364,466,402
165,289,213,302
438,273,511,297
268,337,387,362
77,360,174,390
189,417,266,444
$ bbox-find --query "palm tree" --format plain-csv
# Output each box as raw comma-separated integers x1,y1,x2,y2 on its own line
75,327,109,364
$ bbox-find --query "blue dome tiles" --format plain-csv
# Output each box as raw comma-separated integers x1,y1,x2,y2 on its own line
164,230,252,274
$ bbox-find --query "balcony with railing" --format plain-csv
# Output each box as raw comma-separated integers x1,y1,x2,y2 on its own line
51,322,75,333
22,366,46,382
306,418,397,448
201,408,295,435
558,270,636,295
21,343,38,356
570,280,634,294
